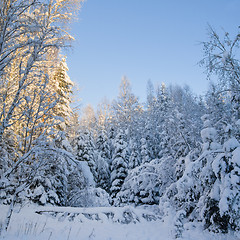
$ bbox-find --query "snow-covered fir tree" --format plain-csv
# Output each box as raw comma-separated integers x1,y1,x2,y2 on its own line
95,130,111,192
110,130,128,205
74,129,97,181
116,160,161,206
51,58,74,130
96,129,111,164
140,137,151,164
128,138,141,170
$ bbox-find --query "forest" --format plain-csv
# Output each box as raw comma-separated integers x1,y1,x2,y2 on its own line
0,0,240,239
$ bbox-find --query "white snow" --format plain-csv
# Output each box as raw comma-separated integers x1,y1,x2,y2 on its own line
235,119,240,126
201,127,218,143
78,161,95,187
219,187,231,215
212,153,225,177
0,204,239,240
232,147,240,166
223,138,240,152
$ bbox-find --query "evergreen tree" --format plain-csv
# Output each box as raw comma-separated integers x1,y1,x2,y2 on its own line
74,129,97,181
25,150,69,206
209,123,240,232
159,115,229,232
110,130,128,205
52,58,74,130
140,137,151,164
111,76,142,138
96,129,111,163
116,160,161,206
128,138,141,170
95,155,111,192
95,130,111,192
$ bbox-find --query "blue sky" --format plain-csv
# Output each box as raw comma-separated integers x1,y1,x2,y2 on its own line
67,0,240,109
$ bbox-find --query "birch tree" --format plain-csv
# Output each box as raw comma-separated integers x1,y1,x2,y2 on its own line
0,0,84,236
0,0,83,142
200,26,240,120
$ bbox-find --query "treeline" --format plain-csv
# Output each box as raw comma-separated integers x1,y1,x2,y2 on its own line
76,74,240,236
69,27,240,236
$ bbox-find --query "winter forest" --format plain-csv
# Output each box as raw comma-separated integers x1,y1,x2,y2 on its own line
0,0,240,239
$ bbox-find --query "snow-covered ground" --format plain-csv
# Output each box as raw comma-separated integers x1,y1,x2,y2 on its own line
0,204,238,240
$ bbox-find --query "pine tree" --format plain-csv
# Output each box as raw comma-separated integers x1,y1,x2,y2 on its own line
96,129,111,163
25,152,68,206
80,104,97,131
160,114,228,232
95,155,111,192
209,123,240,233
111,76,142,138
110,130,128,205
116,160,161,206
128,138,141,169
74,129,97,181
52,58,74,130
95,130,111,192
140,137,151,164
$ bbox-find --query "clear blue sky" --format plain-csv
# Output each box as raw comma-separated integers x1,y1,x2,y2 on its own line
66,0,240,109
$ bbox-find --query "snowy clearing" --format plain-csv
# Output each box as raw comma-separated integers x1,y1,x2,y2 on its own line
0,205,238,240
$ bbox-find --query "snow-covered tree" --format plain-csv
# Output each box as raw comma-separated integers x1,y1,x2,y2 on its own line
74,129,97,181
110,130,128,205
200,26,240,120
24,150,69,206
94,155,111,192
208,124,240,233
80,104,97,131
117,154,176,207
51,58,74,130
0,0,83,143
128,138,141,170
96,98,112,132
0,137,85,235
160,114,237,233
140,137,151,164
116,161,161,206
111,76,142,137
0,0,84,235
96,129,111,163
95,130,111,192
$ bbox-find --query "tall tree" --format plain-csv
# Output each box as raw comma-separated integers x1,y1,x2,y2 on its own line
0,0,84,235
0,0,83,142
200,26,240,120
110,130,128,205
111,76,142,137
51,57,74,130
80,104,96,131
